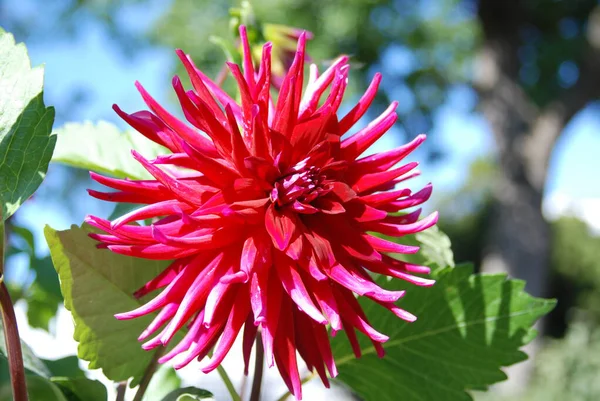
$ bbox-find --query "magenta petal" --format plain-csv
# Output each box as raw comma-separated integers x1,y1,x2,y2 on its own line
265,204,296,250
274,252,327,324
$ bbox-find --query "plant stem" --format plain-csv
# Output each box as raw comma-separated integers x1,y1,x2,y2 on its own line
239,373,248,400
115,382,127,401
215,65,229,87
275,372,316,401
217,364,241,401
132,346,165,401
249,332,264,401
0,279,28,401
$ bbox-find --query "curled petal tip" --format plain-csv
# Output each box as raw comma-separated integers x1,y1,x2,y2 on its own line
114,312,131,320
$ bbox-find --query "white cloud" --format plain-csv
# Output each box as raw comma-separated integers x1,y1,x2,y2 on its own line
543,192,600,235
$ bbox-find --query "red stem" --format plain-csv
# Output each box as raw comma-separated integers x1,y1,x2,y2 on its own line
0,280,28,400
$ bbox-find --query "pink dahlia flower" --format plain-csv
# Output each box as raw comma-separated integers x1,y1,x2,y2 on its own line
86,26,437,399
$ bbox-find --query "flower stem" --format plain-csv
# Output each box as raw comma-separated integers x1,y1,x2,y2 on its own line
215,65,229,87
0,281,27,401
132,346,165,401
0,213,28,401
249,333,264,401
115,382,126,401
217,364,241,401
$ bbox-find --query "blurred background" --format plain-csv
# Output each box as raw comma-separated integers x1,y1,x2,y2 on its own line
1,0,600,399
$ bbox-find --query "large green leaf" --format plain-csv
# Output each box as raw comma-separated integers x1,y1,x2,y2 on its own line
331,264,556,401
24,375,68,401
43,356,86,379
0,30,56,219
0,373,68,401
145,366,182,401
52,121,166,180
160,387,214,401
51,377,107,401
44,224,171,384
0,351,105,401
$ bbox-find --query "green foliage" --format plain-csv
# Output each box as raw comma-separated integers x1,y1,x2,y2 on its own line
145,366,183,401
551,217,600,288
415,225,455,268
331,264,556,401
8,224,63,331
52,121,166,180
1,374,105,401
475,319,600,401
45,224,171,385
160,387,214,401
400,225,455,270
23,375,67,401
43,357,86,379
0,319,51,378
516,1,597,106
0,343,107,401
0,30,56,220
51,377,107,401
147,0,476,146
376,224,454,274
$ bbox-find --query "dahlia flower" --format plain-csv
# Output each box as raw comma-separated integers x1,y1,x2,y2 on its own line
86,26,437,399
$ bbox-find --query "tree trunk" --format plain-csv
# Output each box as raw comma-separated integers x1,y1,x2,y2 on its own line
475,0,600,392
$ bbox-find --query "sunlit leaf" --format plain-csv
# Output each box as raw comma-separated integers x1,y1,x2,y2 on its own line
0,29,56,219
45,224,171,385
160,387,214,401
52,121,166,180
331,264,556,401
51,377,107,401
145,366,182,401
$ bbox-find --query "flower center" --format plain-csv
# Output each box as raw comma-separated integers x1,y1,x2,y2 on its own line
270,166,325,207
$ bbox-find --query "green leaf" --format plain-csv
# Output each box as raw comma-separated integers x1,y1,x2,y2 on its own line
25,375,67,401
44,224,171,384
10,224,35,252
144,366,182,401
26,284,61,330
0,30,56,220
42,356,86,379
27,255,63,331
331,264,556,401
414,225,455,268
51,121,166,180
0,371,66,401
51,377,107,401
397,225,455,270
0,320,51,378
160,387,214,401
10,223,63,331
